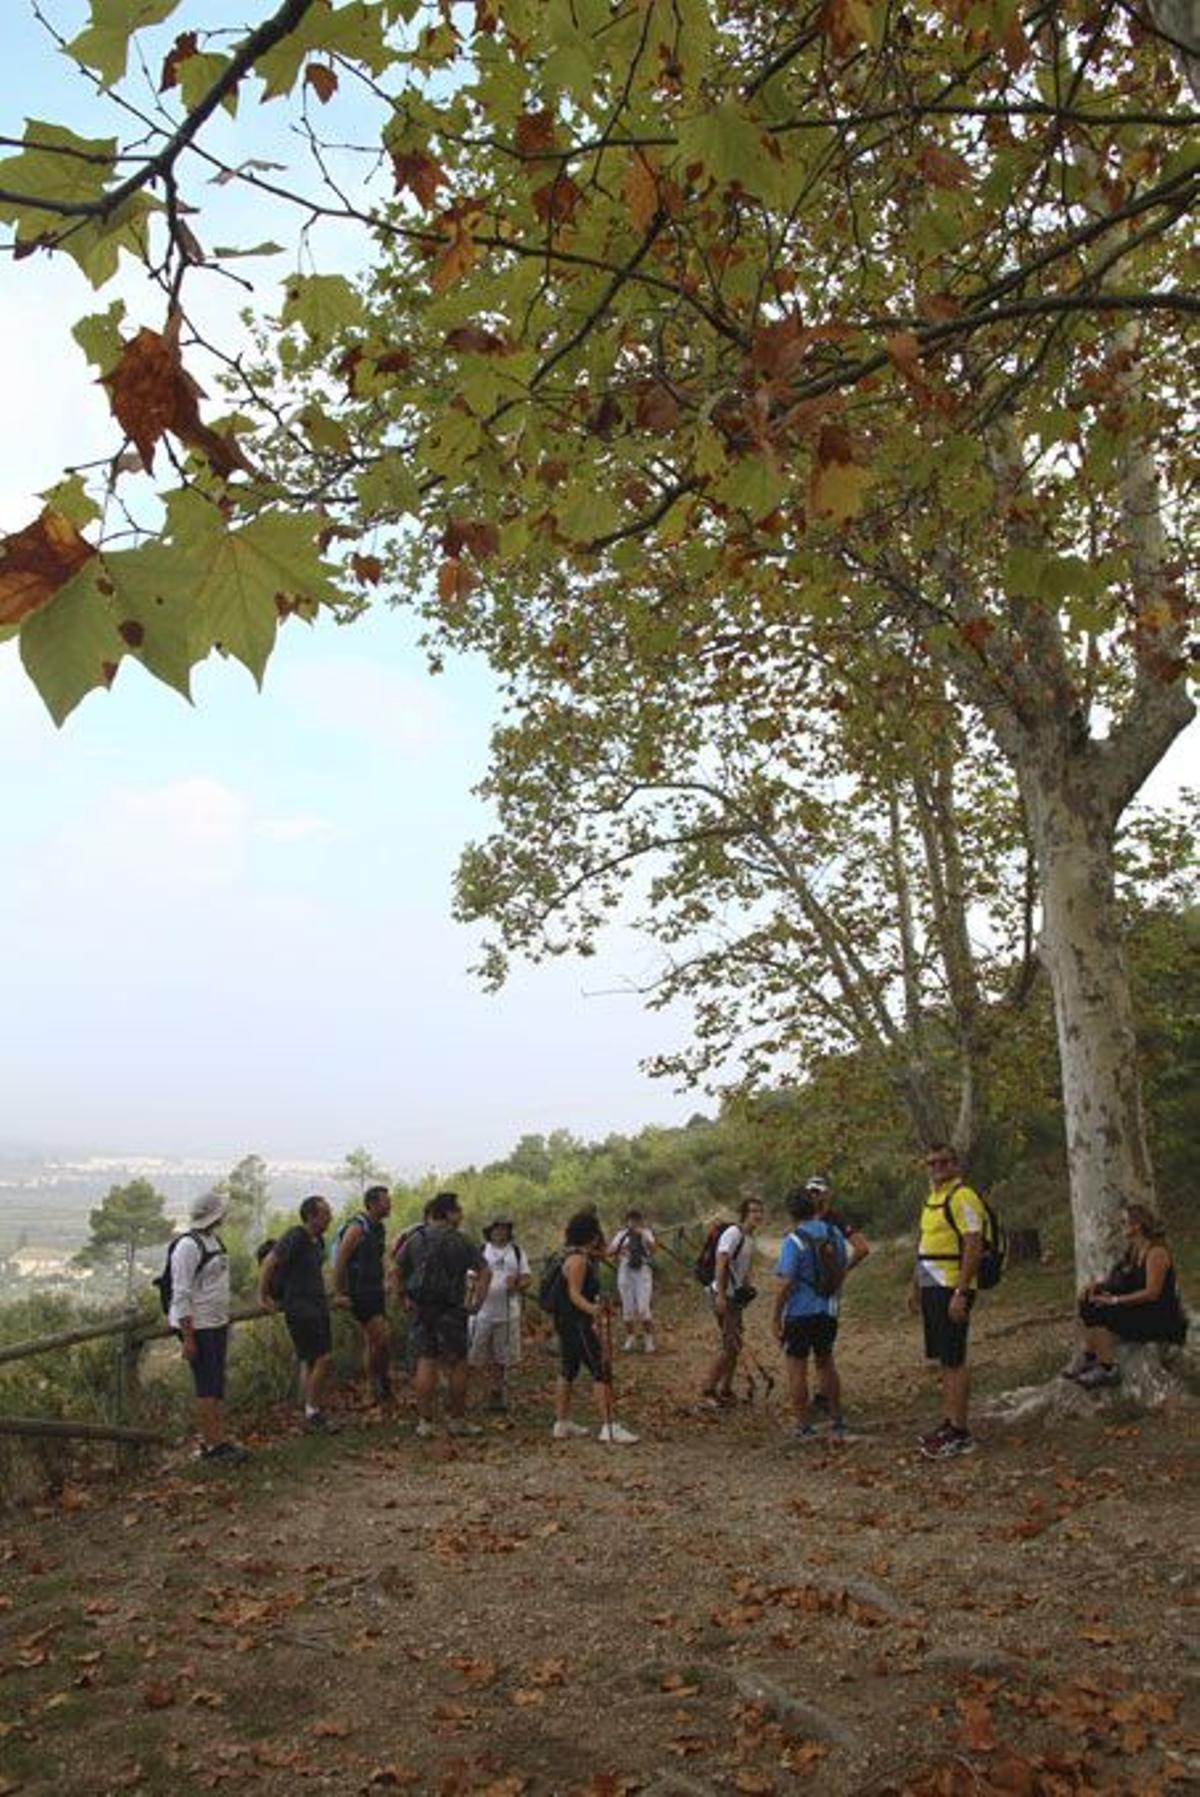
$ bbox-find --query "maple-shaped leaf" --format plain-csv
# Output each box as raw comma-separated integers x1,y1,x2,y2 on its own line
102,315,254,477
809,425,872,525
431,218,479,293
0,509,97,627
956,1695,997,1752
392,150,448,208
532,175,583,226
438,558,477,604
69,0,182,90
918,143,972,190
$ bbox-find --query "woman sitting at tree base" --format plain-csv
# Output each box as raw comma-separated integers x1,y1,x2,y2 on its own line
1063,1203,1188,1389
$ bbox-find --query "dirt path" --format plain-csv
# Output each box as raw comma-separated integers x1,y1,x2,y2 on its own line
1,1274,1196,1796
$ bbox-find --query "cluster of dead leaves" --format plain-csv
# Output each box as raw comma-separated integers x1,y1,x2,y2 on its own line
711,1574,888,1632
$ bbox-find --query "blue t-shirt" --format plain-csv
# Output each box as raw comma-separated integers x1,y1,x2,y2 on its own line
776,1221,848,1320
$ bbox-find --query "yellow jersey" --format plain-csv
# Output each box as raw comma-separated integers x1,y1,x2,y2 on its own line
917,1181,984,1288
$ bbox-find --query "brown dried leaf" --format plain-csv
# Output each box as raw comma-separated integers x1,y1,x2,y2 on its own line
0,508,96,627
142,1680,176,1710
305,62,338,103
391,150,448,209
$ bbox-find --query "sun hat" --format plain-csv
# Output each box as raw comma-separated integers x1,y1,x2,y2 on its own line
805,1175,831,1194
188,1189,227,1230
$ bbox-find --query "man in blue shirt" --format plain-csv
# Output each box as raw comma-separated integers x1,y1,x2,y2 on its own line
773,1186,849,1443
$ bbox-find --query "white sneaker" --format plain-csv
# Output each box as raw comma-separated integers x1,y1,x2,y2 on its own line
414,1418,437,1439
643,1337,656,1354
622,1337,637,1352
551,1420,591,1440
597,1422,640,1444
446,1419,483,1437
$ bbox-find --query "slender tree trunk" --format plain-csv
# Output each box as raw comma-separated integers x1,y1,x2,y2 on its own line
1021,762,1155,1285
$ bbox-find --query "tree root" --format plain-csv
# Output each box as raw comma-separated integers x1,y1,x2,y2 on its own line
984,1341,1194,1426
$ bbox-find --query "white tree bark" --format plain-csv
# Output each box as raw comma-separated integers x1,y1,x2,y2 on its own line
1020,762,1156,1284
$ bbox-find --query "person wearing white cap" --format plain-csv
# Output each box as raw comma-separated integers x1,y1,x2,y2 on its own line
168,1190,247,1465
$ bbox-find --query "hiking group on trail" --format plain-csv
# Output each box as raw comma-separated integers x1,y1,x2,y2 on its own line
160,1152,1188,1469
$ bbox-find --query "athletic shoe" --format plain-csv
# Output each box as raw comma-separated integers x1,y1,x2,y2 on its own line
828,1419,852,1445
201,1441,249,1465
922,1427,976,1459
1059,1351,1096,1381
446,1418,484,1437
643,1337,656,1354
623,1337,637,1352
414,1418,438,1439
1076,1362,1120,1390
790,1424,819,1444
597,1422,640,1444
917,1420,953,1451
304,1410,338,1434
551,1419,591,1440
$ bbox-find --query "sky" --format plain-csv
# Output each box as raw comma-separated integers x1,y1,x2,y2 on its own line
0,3,702,1170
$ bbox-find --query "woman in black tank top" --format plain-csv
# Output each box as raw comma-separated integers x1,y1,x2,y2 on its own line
1064,1203,1188,1388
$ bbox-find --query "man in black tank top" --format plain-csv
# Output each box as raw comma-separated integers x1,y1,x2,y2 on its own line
334,1184,393,1402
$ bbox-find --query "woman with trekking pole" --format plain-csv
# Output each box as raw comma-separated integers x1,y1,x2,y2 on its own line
549,1209,639,1445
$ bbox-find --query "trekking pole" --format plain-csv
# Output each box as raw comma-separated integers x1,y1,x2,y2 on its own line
598,1298,616,1434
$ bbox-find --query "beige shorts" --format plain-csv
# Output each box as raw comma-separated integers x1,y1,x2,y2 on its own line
468,1313,522,1368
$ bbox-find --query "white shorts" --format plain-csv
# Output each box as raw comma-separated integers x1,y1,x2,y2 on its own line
468,1313,522,1368
617,1265,653,1321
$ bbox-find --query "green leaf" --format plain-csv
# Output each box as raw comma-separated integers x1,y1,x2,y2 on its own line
254,1,391,100
166,500,344,686
67,0,181,90
72,300,127,373
0,122,116,235
94,545,207,697
557,483,623,543
355,456,422,516
677,103,768,193
713,454,789,517
39,474,102,530
176,51,238,119
20,567,125,726
280,273,366,343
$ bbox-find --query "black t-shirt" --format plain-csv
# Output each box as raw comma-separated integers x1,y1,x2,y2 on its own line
275,1224,329,1318
559,1250,599,1322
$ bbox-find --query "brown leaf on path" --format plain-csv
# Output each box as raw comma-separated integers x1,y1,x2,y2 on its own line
448,1654,499,1687
734,1775,777,1794
367,1770,422,1789
0,508,96,627
312,1718,351,1738
780,1741,827,1772
512,1687,546,1707
573,1777,641,1797
142,1680,176,1709
956,1694,997,1752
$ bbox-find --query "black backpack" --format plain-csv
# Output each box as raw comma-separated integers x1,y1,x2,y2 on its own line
695,1222,739,1286
537,1250,568,1315
405,1227,466,1308
940,1184,1009,1291
622,1229,647,1273
153,1231,224,1315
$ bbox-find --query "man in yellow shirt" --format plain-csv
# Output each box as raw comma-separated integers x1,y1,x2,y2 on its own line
909,1143,983,1458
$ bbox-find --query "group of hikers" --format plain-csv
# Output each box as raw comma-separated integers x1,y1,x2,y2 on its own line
163,1143,1188,1468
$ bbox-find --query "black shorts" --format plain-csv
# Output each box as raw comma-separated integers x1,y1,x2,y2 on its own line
559,1315,605,1384
350,1291,386,1327
409,1304,469,1365
286,1308,332,1365
189,1325,229,1399
921,1286,973,1369
783,1315,838,1359
714,1299,744,1352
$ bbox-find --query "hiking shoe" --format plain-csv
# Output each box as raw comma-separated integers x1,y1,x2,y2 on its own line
790,1424,819,1444
201,1441,249,1465
623,1337,637,1352
414,1418,438,1439
551,1420,591,1440
922,1427,976,1460
1076,1362,1120,1390
917,1420,953,1451
446,1419,484,1437
1059,1351,1096,1381
597,1422,640,1444
304,1410,338,1434
829,1419,852,1445
643,1337,656,1354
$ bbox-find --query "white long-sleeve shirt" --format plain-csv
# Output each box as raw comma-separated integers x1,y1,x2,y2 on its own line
168,1229,230,1330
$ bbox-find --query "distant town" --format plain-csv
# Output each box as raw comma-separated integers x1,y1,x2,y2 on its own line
0,1149,343,1296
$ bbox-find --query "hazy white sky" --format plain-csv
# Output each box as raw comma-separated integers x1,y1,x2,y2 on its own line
0,3,700,1169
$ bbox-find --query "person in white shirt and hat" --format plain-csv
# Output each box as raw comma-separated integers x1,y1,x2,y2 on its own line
169,1189,248,1465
